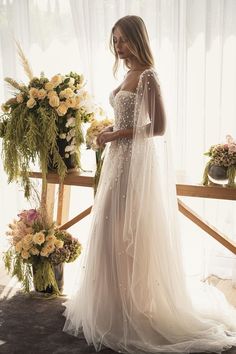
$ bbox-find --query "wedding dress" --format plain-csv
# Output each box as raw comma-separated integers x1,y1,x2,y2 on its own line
63,69,236,353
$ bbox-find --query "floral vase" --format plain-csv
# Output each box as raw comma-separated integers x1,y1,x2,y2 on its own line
208,165,228,185
48,137,77,171
33,262,64,294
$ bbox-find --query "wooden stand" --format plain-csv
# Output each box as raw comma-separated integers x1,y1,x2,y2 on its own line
29,172,236,254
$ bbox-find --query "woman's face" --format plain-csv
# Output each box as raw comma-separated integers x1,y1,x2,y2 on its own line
113,27,132,59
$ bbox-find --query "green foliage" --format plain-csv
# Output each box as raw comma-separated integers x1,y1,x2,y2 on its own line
32,258,60,295
3,249,33,293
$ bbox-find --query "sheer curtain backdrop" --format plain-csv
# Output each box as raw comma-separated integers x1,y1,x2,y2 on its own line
0,0,236,286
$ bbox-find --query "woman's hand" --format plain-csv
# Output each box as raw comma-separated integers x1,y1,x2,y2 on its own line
97,131,115,146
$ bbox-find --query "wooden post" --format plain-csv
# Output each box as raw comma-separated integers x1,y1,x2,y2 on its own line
57,183,71,226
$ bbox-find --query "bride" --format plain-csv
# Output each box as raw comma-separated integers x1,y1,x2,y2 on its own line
63,15,236,353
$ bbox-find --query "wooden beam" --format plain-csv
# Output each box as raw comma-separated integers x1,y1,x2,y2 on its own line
59,206,92,230
176,183,236,200
29,171,94,187
177,198,236,254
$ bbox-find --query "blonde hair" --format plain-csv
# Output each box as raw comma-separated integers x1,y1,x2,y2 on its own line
110,15,154,76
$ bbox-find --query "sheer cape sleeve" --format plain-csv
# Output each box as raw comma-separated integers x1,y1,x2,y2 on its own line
122,68,236,349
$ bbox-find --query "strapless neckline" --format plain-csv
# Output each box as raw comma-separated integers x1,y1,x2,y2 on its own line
113,90,137,98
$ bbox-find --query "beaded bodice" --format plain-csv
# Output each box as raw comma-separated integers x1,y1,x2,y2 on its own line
104,90,137,183
109,90,136,130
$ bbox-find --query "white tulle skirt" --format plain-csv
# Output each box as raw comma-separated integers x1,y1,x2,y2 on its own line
63,139,236,353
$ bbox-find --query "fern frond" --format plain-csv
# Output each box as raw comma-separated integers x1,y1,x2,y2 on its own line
15,40,34,80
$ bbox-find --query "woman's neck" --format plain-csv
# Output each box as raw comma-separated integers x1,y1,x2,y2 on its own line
128,58,149,72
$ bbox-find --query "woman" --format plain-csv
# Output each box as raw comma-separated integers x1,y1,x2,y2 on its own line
63,15,236,353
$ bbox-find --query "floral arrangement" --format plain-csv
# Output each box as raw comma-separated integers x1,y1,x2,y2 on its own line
86,116,113,193
3,208,82,294
0,44,94,198
202,134,236,186
86,116,113,150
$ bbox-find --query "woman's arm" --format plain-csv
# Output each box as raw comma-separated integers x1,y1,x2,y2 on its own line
97,128,133,146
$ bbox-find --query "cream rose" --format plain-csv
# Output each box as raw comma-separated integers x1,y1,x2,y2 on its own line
40,247,49,257
21,250,30,260
26,97,37,109
74,96,82,109
65,97,76,108
59,88,74,99
29,87,39,99
47,90,57,98
49,95,60,108
45,241,55,254
46,234,57,243
15,241,23,253
50,74,63,88
56,102,68,116
16,94,24,103
33,232,45,245
45,82,54,91
37,89,47,100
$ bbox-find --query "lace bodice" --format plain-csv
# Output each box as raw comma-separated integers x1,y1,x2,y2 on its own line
109,90,136,130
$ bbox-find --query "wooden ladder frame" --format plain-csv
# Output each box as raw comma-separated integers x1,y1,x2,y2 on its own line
30,172,236,254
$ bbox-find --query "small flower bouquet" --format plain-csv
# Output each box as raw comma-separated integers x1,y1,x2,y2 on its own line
0,44,94,198
86,116,113,193
3,208,82,295
202,135,236,187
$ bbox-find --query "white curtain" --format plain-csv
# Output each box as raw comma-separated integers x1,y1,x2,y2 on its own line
0,0,236,281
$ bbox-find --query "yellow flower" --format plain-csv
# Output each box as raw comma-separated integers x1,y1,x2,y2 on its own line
44,241,55,254
49,95,60,108
55,239,64,248
16,94,24,103
33,232,45,245
66,97,76,108
50,74,63,88
22,234,33,251
40,247,49,257
29,87,38,99
21,250,30,259
37,89,47,100
56,102,68,116
26,97,37,109
46,234,57,243
73,96,81,109
59,88,74,99
45,82,54,91
15,241,23,253
47,90,57,98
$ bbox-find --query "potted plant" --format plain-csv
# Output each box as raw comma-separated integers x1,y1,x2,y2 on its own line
0,45,94,198
3,207,82,295
202,135,236,187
